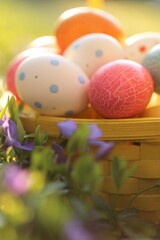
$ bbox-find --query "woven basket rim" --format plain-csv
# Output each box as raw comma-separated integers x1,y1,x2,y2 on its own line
20,108,160,141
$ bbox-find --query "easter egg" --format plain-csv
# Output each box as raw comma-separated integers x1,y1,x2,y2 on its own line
142,44,160,94
125,32,160,63
6,47,55,100
27,36,61,54
72,104,102,119
15,53,89,116
146,92,160,108
54,7,125,53
140,105,160,118
63,33,124,77
88,59,154,118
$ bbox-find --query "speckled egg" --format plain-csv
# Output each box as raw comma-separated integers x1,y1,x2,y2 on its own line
142,44,160,94
15,53,89,116
6,47,55,100
88,59,154,118
125,32,160,63
63,33,124,77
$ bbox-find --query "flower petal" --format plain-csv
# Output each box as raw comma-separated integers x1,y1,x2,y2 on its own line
88,124,102,140
3,165,29,195
52,142,67,163
57,120,77,138
13,140,34,151
64,220,95,240
2,118,18,140
89,140,114,160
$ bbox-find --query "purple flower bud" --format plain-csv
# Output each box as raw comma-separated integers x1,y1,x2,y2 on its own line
1,118,33,151
63,220,95,240
57,120,77,138
88,124,102,140
52,142,67,163
3,165,30,195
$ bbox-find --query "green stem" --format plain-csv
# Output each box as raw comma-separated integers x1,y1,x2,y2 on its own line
112,189,120,210
127,183,159,209
88,193,117,224
56,133,63,144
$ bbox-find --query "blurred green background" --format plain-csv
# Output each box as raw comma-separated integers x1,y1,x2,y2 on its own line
0,0,160,76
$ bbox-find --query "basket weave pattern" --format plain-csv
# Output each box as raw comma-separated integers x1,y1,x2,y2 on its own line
100,141,160,223
20,110,160,223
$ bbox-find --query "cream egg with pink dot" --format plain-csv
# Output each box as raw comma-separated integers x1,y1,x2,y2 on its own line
15,53,89,116
63,33,124,78
124,32,160,63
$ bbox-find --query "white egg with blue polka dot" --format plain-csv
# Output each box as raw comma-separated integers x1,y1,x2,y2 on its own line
63,33,124,78
15,53,90,116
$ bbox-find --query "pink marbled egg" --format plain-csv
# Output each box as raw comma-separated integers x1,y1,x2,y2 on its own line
88,59,154,118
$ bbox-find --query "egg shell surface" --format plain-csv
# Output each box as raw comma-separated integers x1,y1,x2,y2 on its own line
63,33,124,78
6,47,55,99
88,59,154,118
54,7,125,52
142,44,160,94
125,32,160,63
27,36,61,54
15,53,89,116
140,105,160,118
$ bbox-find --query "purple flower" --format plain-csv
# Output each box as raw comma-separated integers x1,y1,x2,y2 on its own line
89,140,114,159
52,142,67,163
57,120,77,138
3,165,30,195
57,120,114,160
1,118,33,151
57,120,102,140
63,220,95,240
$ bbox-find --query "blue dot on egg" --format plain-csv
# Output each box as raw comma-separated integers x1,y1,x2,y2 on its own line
19,72,26,80
50,59,60,66
78,75,85,84
49,84,59,93
34,101,42,109
95,49,103,58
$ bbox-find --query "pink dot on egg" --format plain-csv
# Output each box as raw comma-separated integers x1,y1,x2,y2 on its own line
139,45,147,53
88,59,154,118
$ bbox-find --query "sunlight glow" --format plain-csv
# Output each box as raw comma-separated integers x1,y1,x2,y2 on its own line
86,0,104,8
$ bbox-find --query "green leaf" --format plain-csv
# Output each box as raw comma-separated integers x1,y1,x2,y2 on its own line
31,146,54,173
72,153,102,194
17,118,25,143
122,164,137,183
34,126,48,146
17,101,25,114
90,194,117,223
0,98,9,120
38,195,71,233
8,96,18,122
41,181,66,197
112,156,137,191
66,123,90,158
119,215,157,239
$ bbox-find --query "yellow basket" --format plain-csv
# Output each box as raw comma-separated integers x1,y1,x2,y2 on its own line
20,107,160,223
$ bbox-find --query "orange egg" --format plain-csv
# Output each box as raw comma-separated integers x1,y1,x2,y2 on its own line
54,7,125,53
